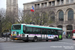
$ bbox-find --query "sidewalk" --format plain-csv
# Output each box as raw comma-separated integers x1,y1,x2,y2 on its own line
0,37,12,42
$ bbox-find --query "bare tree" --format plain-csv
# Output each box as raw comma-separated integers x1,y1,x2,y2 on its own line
18,8,23,22
0,8,6,37
6,10,18,24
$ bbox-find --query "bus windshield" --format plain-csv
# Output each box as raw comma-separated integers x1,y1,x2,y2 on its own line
12,25,21,30
58,30,62,35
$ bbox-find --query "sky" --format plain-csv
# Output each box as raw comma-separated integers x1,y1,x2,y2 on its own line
0,0,36,9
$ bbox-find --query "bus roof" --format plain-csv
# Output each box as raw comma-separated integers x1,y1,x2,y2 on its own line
12,24,62,30
25,25,62,30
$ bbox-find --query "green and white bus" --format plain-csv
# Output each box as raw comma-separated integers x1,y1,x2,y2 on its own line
11,24,63,42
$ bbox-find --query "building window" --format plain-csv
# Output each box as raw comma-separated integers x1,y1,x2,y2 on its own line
68,9,74,21
13,0,16,6
67,25,73,30
66,0,69,4
51,16,55,21
71,0,74,3
49,11,55,21
44,2,47,7
57,0,64,5
35,4,40,8
42,2,47,8
61,0,64,5
51,1,55,6
49,2,51,6
59,10,64,21
42,3,44,7
57,0,60,5
57,25,63,28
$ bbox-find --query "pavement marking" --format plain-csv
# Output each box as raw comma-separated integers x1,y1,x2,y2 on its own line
57,42,75,46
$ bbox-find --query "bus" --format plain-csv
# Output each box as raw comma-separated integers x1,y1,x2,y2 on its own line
72,29,75,40
11,24,63,42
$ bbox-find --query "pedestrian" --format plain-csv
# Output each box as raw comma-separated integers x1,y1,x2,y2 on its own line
66,35,68,38
69,34,70,38
63,31,66,35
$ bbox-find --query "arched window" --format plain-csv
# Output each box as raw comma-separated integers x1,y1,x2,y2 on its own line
35,13,39,24
68,9,74,21
51,16,55,20
59,10,64,21
66,25,73,30
49,11,55,21
57,25,63,28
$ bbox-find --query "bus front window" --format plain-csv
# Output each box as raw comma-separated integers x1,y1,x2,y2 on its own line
12,25,21,30
58,30,63,35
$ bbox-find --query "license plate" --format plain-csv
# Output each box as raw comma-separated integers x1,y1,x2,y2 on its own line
13,34,16,36
15,38,18,40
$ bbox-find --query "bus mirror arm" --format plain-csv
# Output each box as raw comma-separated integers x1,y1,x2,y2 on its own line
23,30,26,33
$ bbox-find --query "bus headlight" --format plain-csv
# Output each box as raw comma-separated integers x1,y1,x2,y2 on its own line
22,34,25,37
73,36,75,38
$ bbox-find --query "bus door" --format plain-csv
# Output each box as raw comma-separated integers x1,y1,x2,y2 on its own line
58,30,62,39
47,29,56,39
46,30,51,39
41,29,47,39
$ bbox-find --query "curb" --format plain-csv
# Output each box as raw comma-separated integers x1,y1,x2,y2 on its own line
0,41,13,43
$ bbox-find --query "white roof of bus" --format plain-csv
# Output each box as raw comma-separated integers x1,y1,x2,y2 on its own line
12,24,61,29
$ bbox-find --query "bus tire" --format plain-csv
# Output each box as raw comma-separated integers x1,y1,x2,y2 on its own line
46,38,48,42
23,40,26,42
46,40,48,41
26,35,29,42
23,40,28,42
33,37,38,42
54,37,59,41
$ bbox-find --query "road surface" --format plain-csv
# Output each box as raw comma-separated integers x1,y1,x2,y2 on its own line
0,39,75,50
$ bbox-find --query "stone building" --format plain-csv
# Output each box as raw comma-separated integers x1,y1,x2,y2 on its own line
23,0,75,36
6,0,18,23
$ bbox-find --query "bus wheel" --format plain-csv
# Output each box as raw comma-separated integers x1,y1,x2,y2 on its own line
46,38,48,42
23,40,26,42
54,37,59,41
46,40,48,42
33,38,38,42
23,40,28,42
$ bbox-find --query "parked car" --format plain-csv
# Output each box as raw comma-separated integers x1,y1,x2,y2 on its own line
3,32,11,37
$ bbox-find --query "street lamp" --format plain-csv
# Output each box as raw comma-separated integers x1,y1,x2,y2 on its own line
0,15,2,37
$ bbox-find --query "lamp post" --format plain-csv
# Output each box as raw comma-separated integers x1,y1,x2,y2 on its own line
31,6,35,24
0,15,2,37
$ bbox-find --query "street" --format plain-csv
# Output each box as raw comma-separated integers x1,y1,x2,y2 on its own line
0,39,75,50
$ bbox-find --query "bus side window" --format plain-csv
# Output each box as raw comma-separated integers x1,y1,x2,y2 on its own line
33,28,39,34
50,30,53,35
26,27,32,33
42,29,46,34
54,30,58,35
33,28,36,34
38,29,41,34
23,25,26,33
40,29,42,34
26,27,28,33
47,30,51,34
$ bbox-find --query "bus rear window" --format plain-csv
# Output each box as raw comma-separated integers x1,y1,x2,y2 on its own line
12,25,21,30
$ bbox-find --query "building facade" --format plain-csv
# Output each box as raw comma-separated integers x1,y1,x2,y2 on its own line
6,0,18,23
23,0,75,36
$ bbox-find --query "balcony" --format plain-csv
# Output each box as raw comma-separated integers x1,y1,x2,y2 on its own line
65,20,74,24
56,21,64,24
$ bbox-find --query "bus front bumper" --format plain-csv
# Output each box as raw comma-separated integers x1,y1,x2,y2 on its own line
11,36,26,40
